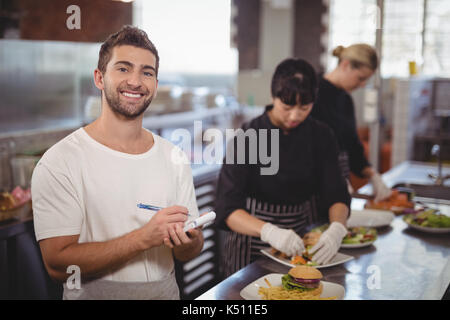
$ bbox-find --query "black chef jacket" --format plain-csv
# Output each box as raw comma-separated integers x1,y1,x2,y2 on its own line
215,106,351,230
311,77,371,178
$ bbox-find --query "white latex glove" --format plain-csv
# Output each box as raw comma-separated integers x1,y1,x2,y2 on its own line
309,222,347,265
260,223,304,257
371,172,392,202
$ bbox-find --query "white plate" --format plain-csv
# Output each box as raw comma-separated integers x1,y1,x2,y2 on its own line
240,273,345,300
340,239,375,249
404,221,450,234
347,209,394,228
260,248,353,269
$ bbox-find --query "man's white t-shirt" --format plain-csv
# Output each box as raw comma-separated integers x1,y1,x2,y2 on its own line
31,128,199,283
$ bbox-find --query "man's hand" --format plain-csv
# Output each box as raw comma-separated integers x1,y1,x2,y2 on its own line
38,206,190,282
139,205,189,249
165,212,205,262
163,223,202,249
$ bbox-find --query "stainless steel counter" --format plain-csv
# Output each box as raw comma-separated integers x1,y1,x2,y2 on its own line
359,161,450,191
196,161,450,300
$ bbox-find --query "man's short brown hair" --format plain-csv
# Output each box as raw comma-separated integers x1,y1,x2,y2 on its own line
97,25,159,76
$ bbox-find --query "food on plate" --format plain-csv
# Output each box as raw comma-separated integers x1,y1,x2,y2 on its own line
365,189,414,214
403,209,450,228
290,246,318,266
342,227,377,244
270,246,319,266
291,255,307,265
303,231,321,246
306,224,377,245
269,247,288,259
282,265,323,294
258,266,335,300
11,186,32,206
0,187,32,222
0,186,31,211
0,192,16,211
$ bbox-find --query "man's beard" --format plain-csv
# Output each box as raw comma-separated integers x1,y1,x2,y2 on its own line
104,83,153,120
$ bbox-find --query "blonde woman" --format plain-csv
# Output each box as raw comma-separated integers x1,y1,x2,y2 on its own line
311,44,391,202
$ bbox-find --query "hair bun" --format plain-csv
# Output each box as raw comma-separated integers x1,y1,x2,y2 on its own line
332,45,345,58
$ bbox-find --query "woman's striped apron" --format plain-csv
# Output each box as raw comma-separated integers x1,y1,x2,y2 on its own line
222,196,318,277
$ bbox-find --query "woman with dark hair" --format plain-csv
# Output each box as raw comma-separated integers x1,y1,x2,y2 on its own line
215,58,351,277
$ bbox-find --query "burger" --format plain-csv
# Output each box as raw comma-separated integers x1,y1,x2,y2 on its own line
281,265,323,295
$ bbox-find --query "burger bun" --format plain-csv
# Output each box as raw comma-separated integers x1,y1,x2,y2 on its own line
288,265,323,280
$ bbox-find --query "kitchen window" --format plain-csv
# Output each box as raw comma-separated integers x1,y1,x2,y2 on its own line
135,0,237,83
327,0,450,77
381,0,424,77
326,0,377,71
423,0,450,76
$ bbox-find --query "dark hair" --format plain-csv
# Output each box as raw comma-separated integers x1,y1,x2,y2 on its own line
271,58,317,106
97,25,159,76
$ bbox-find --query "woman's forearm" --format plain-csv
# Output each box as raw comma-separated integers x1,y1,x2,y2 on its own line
362,166,375,179
225,209,266,237
329,202,349,226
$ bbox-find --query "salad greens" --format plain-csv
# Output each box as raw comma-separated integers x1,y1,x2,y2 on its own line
403,209,450,228
342,227,377,244
311,224,329,233
311,224,377,244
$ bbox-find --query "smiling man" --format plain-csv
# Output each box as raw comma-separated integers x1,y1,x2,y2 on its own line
31,26,203,300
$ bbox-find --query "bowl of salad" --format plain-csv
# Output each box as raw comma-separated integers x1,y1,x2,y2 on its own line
340,227,377,248
403,209,450,233
310,224,377,249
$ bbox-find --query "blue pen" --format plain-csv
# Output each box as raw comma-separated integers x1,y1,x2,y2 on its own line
137,203,163,211
137,203,191,216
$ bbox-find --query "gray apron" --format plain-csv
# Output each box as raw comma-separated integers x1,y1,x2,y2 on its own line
222,196,318,277
62,269,179,300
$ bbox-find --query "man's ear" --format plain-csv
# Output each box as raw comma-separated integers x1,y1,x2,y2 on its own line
93,68,105,90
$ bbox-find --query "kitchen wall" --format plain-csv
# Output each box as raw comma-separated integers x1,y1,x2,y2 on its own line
0,0,134,137
2,0,132,42
236,1,296,106
235,0,327,107
0,39,100,135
